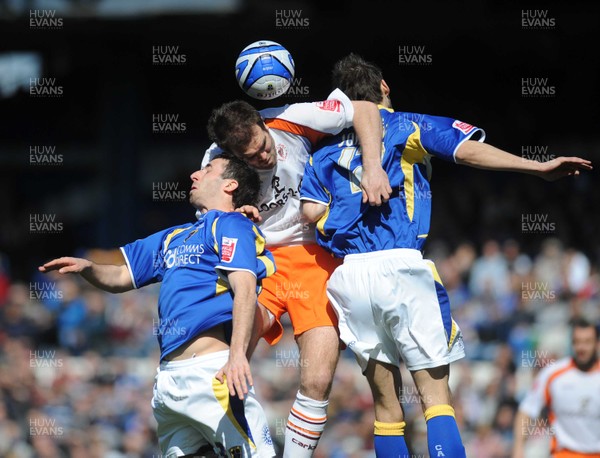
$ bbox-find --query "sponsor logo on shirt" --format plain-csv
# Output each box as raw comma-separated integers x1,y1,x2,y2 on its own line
277,143,288,160
164,244,205,268
452,120,475,135
221,237,238,263
258,175,300,213
315,99,341,112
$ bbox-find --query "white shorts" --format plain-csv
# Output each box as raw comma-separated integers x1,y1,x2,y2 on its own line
327,249,465,372
152,350,275,458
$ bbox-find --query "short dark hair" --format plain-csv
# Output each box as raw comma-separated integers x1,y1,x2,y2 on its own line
572,317,599,340
213,152,261,208
207,100,264,154
332,53,384,103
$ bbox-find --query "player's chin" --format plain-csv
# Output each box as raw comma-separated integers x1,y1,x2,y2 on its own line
574,353,595,367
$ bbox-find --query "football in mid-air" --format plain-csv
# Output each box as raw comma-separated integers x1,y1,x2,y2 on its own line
235,40,295,100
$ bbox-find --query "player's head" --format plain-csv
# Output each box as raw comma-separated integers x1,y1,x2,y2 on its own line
332,53,391,107
189,153,261,212
571,317,599,370
207,101,276,170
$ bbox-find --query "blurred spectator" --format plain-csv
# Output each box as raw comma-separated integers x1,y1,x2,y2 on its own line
469,239,512,303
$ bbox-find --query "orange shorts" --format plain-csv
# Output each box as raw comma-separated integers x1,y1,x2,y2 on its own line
259,243,342,345
553,451,600,458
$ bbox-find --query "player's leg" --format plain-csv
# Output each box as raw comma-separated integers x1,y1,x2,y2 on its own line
278,244,343,458
296,326,340,400
397,257,465,457
411,365,465,458
282,325,340,458
364,358,410,458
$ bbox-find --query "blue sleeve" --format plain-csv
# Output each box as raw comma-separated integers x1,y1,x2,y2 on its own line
401,112,485,162
213,213,275,280
300,155,330,205
120,225,187,288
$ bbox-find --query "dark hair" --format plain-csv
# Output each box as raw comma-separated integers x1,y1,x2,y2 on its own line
332,53,384,103
572,317,599,340
207,100,264,154
213,152,261,208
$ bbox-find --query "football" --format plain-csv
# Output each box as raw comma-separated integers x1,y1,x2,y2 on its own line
235,40,295,100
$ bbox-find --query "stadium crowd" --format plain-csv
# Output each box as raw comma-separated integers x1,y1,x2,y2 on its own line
0,236,598,457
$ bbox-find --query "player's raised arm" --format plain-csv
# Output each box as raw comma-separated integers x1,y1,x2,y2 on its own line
455,140,593,180
350,100,392,206
215,270,257,400
39,257,133,293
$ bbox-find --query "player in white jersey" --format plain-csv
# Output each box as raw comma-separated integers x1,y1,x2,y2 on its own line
513,318,600,458
204,90,390,457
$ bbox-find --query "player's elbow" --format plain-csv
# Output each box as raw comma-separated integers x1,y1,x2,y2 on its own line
454,140,479,165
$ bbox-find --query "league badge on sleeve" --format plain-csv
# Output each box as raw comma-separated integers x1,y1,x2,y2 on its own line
221,237,238,263
452,120,475,135
315,100,341,112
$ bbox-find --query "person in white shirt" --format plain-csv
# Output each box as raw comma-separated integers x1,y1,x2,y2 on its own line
513,318,600,458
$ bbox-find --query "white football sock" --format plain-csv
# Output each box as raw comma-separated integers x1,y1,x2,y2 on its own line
283,391,328,458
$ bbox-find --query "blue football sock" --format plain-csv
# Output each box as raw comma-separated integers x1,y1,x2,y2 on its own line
373,421,410,458
424,405,466,458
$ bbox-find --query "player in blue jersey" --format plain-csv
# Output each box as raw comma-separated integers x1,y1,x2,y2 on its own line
39,153,277,458
301,54,592,458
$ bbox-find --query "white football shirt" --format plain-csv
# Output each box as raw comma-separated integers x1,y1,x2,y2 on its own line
519,357,600,453
202,89,355,246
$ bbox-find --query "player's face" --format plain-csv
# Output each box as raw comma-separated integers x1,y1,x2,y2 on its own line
572,326,598,369
189,158,228,208
238,124,276,170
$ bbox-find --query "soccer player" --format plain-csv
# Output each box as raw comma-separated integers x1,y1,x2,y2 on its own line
300,53,593,458
204,92,390,457
39,154,277,458
513,318,600,458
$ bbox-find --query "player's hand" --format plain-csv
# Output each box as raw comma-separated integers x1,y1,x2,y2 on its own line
215,351,253,400
235,205,262,223
360,166,393,206
537,156,593,181
39,257,91,274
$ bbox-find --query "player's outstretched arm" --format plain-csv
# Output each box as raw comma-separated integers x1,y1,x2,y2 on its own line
39,257,133,293
216,270,257,400
455,140,592,180
351,101,392,206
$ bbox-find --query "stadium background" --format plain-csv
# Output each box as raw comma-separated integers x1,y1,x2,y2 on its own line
1,0,599,456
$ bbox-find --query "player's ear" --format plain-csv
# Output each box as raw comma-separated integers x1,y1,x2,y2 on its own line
223,179,239,193
381,79,390,97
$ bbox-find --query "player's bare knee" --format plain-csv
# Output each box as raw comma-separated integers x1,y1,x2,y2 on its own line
299,377,333,400
299,367,335,400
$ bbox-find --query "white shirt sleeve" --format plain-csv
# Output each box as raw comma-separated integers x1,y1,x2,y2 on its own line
201,142,224,168
260,89,355,138
327,88,354,127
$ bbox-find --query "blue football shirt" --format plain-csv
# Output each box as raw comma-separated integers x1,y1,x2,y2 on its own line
120,210,275,360
301,108,485,257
